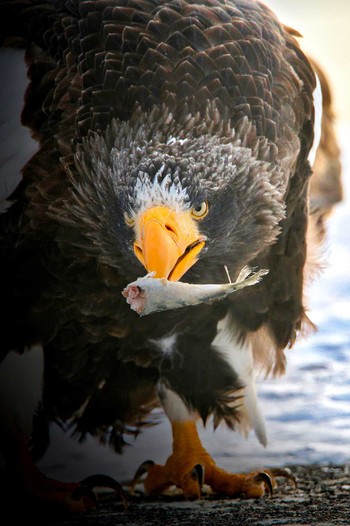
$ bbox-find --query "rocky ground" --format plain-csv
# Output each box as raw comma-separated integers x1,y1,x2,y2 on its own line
11,464,348,526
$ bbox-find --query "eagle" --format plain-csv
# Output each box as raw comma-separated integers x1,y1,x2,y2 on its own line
0,0,341,514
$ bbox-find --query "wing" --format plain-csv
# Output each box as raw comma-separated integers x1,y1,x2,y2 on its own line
227,41,341,378
206,12,317,376
0,1,161,446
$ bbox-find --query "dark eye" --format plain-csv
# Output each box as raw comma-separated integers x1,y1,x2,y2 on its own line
191,201,208,219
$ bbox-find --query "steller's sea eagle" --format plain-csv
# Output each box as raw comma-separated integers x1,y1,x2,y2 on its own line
0,0,342,514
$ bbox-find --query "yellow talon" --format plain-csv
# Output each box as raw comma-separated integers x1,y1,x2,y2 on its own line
130,421,288,499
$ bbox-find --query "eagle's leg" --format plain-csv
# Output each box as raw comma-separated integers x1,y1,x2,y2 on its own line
133,420,274,499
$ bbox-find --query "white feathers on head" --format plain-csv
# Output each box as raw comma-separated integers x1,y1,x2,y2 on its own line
131,167,191,217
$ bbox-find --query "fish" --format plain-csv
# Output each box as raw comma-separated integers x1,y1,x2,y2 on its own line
122,266,269,316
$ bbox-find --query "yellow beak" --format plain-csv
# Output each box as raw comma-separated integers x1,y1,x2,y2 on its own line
133,206,206,281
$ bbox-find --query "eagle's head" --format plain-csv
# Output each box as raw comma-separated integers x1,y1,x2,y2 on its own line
67,106,287,284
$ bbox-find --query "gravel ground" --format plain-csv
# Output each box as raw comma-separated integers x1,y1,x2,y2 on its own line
9,464,347,526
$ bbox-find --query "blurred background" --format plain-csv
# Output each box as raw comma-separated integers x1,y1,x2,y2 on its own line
266,0,350,127
1,0,349,484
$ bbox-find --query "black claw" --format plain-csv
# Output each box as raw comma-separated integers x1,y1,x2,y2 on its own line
80,474,129,509
269,467,298,488
253,472,273,497
190,464,204,487
130,460,155,487
80,474,122,492
71,485,97,504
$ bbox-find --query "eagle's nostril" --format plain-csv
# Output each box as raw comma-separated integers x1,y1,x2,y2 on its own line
165,224,176,234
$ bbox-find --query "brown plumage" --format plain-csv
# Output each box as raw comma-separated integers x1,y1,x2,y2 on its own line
0,0,340,511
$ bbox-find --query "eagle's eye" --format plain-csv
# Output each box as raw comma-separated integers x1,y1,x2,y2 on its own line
191,201,208,219
124,211,135,227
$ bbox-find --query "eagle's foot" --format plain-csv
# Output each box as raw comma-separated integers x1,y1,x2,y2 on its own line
206,467,297,498
8,444,127,514
20,471,97,513
130,421,295,499
131,458,275,499
15,470,128,513
14,470,128,513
